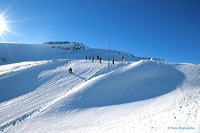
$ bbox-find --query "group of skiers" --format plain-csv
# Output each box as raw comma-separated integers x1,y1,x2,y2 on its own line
85,55,103,63
68,55,126,73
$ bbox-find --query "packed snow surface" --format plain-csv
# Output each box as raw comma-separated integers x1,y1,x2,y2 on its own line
0,43,200,133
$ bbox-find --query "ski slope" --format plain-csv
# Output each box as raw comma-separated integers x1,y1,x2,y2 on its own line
0,59,127,131
0,43,200,133
2,60,200,133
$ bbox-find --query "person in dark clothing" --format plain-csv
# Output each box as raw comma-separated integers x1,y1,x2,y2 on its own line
122,56,125,62
92,56,94,62
85,55,88,60
97,55,99,60
68,67,73,73
99,56,102,63
112,57,115,64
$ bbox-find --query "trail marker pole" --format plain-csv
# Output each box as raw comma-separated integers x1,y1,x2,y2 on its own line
108,45,110,69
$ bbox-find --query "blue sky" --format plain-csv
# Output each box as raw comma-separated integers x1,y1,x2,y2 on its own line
0,0,200,64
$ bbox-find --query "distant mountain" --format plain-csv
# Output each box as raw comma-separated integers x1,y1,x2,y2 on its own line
44,41,88,50
0,42,161,65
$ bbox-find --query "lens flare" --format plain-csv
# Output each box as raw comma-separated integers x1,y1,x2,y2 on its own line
0,15,7,30
0,14,10,39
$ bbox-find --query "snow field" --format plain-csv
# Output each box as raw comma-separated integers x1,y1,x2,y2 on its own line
0,59,126,132
0,42,199,133
5,60,200,133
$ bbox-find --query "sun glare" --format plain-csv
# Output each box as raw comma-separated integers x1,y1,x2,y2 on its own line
0,15,9,37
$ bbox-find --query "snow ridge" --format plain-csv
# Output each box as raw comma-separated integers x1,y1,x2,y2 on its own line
0,42,200,133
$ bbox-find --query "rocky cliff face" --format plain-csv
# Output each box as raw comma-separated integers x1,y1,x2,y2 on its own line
44,41,88,50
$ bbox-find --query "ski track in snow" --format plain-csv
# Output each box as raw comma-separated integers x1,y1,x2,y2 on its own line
83,65,200,133
4,61,200,133
0,59,126,132
0,60,52,76
0,56,200,132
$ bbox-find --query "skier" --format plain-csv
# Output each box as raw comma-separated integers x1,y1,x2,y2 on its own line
68,67,73,73
97,55,99,60
92,56,94,62
122,56,125,62
85,55,88,60
112,57,115,64
99,56,102,63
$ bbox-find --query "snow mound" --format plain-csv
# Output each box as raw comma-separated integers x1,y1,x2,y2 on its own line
0,59,126,131
51,60,185,110
3,60,200,133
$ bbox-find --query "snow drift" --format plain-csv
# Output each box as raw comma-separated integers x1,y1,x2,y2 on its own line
0,42,199,133
47,60,185,110
5,60,200,133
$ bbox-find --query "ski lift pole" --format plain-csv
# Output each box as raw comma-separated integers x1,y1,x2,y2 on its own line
108,44,110,70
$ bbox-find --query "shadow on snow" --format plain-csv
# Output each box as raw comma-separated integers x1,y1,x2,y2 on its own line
57,61,185,110
0,61,66,103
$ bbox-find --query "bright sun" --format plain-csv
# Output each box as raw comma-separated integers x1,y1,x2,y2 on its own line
0,15,9,36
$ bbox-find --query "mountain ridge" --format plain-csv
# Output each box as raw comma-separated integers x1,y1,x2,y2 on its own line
0,42,162,65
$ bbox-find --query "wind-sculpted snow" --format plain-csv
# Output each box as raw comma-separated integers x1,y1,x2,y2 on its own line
0,60,65,103
2,60,200,133
5,60,200,133
49,60,185,110
0,59,126,132
0,42,199,133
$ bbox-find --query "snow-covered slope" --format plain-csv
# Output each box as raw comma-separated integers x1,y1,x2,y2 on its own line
0,58,127,131
0,42,199,133
1,60,199,133
0,42,147,65
59,60,184,109
0,43,67,64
